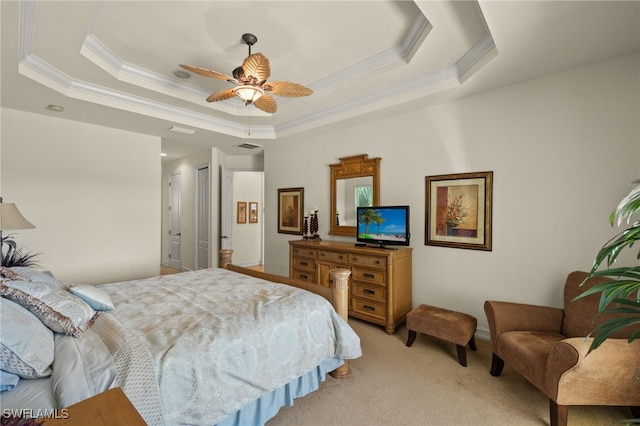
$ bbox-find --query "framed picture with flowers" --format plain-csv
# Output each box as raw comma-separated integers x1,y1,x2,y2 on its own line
425,171,493,251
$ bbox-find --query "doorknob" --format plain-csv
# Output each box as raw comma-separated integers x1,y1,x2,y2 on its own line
176,233,181,236
221,235,229,239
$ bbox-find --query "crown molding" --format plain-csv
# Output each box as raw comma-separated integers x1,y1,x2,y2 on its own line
18,0,495,141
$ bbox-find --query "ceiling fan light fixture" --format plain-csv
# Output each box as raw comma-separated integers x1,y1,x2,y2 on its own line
233,85,264,104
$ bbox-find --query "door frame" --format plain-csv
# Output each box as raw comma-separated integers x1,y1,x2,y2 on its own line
168,171,182,270
196,164,210,270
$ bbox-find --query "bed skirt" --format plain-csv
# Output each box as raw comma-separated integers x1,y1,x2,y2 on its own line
216,357,344,426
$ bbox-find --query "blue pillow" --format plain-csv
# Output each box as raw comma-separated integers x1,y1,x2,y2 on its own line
69,285,115,311
0,298,54,379
0,370,20,392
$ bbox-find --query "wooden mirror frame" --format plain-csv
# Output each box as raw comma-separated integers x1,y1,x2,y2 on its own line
329,154,381,237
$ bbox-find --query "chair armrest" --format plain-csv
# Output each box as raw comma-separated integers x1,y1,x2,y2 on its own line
484,301,564,351
545,337,640,405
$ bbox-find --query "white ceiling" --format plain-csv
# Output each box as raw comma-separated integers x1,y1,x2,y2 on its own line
2,1,638,161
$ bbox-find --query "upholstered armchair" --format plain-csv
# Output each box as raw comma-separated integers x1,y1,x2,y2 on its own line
484,271,640,426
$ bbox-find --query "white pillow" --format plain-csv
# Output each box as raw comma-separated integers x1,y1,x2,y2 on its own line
0,298,54,379
69,285,114,311
0,280,97,337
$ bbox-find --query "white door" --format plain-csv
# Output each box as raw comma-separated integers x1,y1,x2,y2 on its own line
169,172,182,270
220,167,233,252
196,166,210,269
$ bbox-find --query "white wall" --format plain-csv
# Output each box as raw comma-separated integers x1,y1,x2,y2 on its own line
1,108,161,284
264,54,640,335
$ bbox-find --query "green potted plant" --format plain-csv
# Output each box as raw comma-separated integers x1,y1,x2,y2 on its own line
577,179,640,352
1,234,38,267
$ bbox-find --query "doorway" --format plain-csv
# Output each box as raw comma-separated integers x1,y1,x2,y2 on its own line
196,165,210,269
168,172,182,270
221,169,264,267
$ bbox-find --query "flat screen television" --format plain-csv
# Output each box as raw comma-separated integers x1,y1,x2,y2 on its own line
356,205,410,248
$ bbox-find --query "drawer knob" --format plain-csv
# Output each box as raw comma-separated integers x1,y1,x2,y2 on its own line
363,273,375,279
364,305,376,312
300,274,308,279
300,261,308,266
363,289,375,295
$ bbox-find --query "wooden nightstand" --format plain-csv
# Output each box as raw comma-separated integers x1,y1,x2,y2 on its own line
42,388,146,426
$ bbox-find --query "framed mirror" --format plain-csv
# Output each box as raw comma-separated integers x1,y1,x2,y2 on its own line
329,154,380,237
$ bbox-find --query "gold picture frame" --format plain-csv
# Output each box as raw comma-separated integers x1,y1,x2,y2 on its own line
278,187,304,234
249,202,258,223
237,201,247,224
425,171,493,251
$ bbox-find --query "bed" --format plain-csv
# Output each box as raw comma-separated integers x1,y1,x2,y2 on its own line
0,252,362,425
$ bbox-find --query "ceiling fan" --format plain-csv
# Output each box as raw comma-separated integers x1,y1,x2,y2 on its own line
180,33,313,114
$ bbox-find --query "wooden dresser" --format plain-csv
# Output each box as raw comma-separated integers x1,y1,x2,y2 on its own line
289,240,412,334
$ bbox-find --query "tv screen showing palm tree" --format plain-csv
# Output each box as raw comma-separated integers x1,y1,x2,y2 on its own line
356,206,410,247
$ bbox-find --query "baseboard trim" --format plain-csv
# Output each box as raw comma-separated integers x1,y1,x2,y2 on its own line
475,326,490,342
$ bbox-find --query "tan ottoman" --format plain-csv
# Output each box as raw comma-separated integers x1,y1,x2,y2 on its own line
406,304,477,366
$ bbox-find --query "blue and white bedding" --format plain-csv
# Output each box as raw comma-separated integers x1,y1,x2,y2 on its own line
1,267,362,425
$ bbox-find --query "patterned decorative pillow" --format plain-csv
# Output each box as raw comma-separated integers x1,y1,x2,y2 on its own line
8,267,66,289
0,280,98,337
0,298,54,379
69,285,115,311
0,267,19,281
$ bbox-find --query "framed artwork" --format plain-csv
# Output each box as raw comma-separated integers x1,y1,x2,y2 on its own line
425,171,493,251
278,187,304,234
249,202,258,223
237,201,247,224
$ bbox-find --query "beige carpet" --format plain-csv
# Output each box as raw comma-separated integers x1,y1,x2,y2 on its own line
268,318,631,426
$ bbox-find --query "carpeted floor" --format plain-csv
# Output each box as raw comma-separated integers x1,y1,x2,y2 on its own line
267,318,632,426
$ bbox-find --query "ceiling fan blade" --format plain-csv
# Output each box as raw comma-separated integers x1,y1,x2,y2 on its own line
206,89,236,103
253,93,277,113
241,53,271,85
179,64,237,83
264,81,313,97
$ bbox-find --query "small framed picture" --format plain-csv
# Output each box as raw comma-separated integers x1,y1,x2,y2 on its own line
425,171,493,251
237,201,247,224
249,202,258,223
278,187,304,234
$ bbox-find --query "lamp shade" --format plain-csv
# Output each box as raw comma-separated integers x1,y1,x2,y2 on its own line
0,203,36,230
233,85,264,103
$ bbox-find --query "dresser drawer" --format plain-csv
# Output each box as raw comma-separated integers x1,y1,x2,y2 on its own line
352,267,386,285
291,269,316,284
353,282,386,302
317,250,349,263
351,298,386,321
292,257,316,271
350,254,385,268
292,247,317,258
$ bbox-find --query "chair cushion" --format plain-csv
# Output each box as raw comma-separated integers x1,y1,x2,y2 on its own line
497,330,565,390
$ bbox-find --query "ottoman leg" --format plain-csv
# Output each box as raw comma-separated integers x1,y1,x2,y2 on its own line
406,330,417,347
456,345,467,367
468,335,477,351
